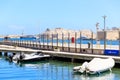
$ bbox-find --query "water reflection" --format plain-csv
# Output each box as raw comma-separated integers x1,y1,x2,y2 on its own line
0,55,119,80
73,72,115,80
16,61,115,80
17,61,73,80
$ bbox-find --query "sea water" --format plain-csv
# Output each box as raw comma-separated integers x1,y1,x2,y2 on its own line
0,56,120,80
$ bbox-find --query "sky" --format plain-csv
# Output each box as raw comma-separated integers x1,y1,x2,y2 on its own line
0,0,120,35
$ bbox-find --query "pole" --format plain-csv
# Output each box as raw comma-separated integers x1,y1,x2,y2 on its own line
47,34,49,49
80,32,81,53
43,34,45,49
96,22,99,41
103,15,107,50
62,33,64,51
68,32,70,52
75,32,77,53
91,31,93,54
52,34,53,50
119,31,120,55
39,35,41,49
57,33,58,48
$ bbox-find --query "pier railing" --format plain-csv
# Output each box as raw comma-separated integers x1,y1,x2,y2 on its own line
0,31,120,56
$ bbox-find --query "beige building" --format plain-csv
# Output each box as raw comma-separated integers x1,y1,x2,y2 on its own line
97,30,119,40
41,28,96,39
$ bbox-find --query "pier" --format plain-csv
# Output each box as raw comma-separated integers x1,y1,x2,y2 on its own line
0,40,120,64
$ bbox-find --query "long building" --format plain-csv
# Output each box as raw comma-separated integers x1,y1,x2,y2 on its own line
97,30,119,40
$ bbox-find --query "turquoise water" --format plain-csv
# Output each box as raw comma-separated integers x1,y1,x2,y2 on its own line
0,56,120,80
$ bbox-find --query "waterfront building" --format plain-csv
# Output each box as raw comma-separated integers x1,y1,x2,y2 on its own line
97,29,119,40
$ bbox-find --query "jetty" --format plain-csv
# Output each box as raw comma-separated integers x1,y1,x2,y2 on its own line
0,40,120,64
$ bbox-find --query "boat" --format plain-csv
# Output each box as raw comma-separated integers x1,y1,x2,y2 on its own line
12,52,50,63
73,61,88,73
20,35,36,40
73,58,115,74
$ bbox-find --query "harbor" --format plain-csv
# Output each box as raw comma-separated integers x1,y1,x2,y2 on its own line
1,0,120,79
0,31,120,80
0,40,120,64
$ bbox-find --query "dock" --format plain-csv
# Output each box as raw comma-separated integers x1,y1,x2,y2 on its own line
0,43,120,64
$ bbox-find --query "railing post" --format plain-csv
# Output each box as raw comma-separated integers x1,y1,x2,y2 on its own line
26,40,28,47
18,40,20,46
68,32,70,52
18,40,21,46
91,31,93,54
75,32,77,53
27,40,29,47
35,40,37,49
17,40,19,46
57,33,58,49
30,40,31,47
118,30,120,55
43,34,45,49
25,40,27,47
80,32,81,53
52,34,53,50
104,31,106,51
32,41,34,48
39,38,41,49
62,33,64,51
47,34,49,49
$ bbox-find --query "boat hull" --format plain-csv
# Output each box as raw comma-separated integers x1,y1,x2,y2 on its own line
73,58,115,75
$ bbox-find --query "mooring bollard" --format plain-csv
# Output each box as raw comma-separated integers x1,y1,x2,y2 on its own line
4,52,8,57
13,53,16,56
8,54,13,62
0,52,2,56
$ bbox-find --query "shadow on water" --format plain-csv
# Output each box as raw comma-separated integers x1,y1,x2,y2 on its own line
73,71,115,80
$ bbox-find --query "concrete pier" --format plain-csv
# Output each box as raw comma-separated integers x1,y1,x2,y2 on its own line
0,43,120,64
41,50,120,64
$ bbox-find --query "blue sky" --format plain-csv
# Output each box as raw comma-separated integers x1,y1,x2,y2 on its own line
0,0,120,35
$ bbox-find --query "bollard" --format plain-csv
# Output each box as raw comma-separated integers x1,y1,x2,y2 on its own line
8,54,13,62
4,52,8,57
13,53,16,56
0,52,2,56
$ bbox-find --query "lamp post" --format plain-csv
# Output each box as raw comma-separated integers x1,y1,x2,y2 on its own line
96,22,100,49
96,22,99,41
103,15,107,50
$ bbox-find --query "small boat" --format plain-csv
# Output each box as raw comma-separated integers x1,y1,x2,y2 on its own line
73,61,88,73
73,58,115,74
20,35,36,40
13,52,50,63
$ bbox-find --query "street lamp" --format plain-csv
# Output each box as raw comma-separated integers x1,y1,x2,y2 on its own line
103,15,107,50
96,22,99,41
